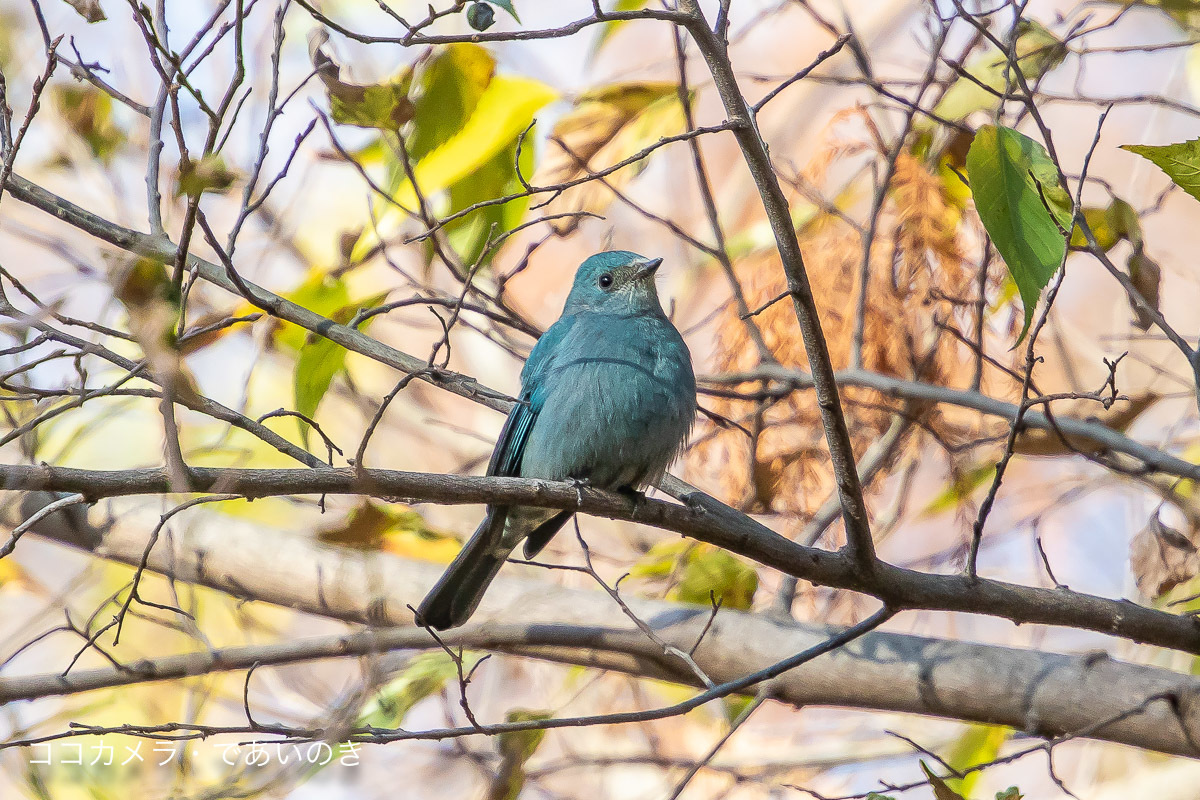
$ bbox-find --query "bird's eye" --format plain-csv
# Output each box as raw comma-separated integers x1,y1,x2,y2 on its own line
598,273,614,289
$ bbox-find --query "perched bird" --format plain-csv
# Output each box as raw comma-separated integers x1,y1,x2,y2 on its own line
417,251,697,630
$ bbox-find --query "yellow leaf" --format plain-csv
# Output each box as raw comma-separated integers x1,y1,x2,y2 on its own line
944,724,1011,797
175,154,239,198
352,74,557,261
532,81,687,233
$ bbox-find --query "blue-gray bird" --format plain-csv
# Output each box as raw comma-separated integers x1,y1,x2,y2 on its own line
417,251,697,630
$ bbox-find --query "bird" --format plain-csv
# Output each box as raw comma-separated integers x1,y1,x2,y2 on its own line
416,251,697,630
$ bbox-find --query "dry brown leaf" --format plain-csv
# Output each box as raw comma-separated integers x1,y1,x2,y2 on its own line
63,0,105,23
111,257,200,404
1130,512,1200,598
692,127,972,518
308,29,414,130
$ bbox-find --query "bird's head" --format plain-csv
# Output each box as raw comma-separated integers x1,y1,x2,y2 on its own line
562,251,665,315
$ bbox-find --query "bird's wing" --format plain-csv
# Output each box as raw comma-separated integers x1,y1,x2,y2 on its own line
487,393,536,478
489,314,576,478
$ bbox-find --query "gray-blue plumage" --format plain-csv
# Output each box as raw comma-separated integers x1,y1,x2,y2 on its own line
417,251,696,629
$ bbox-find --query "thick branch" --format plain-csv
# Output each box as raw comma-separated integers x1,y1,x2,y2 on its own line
6,502,1199,758
2,173,511,413
678,3,875,568
708,366,1200,480
5,468,1200,656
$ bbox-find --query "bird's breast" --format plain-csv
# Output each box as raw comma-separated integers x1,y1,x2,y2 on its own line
517,321,695,489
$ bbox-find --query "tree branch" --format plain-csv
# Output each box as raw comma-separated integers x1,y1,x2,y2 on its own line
678,1,875,570
6,467,1200,657
5,500,1199,758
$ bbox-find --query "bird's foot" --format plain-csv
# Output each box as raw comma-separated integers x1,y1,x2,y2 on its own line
568,477,592,508
683,492,709,514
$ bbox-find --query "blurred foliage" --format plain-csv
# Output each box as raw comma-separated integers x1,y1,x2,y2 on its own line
356,652,471,728
52,84,124,164
491,709,551,800
1068,198,1141,252
112,256,199,402
175,154,239,198
318,500,460,562
260,269,385,444
347,42,556,265
943,724,1012,797
1103,0,1200,28
310,30,415,129
922,462,996,515
929,20,1066,127
630,540,757,610
533,81,690,234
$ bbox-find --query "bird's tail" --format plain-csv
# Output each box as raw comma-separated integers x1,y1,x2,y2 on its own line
416,511,510,630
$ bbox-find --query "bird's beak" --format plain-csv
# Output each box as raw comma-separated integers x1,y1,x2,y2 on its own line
632,257,663,281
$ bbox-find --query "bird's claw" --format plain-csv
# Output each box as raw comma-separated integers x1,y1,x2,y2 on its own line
569,477,591,508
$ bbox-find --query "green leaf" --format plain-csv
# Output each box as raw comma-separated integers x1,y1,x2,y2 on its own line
1069,207,1118,251
923,463,996,515
966,124,1069,342
1122,138,1200,204
394,75,556,209
291,289,386,445
443,129,535,266
944,724,1011,797
1127,247,1162,331
357,652,471,728
722,694,754,724
931,19,1067,124
866,794,898,800
498,709,551,763
272,271,351,352
1068,198,1142,251
406,43,496,163
629,541,757,610
294,338,345,446
629,539,692,578
52,84,124,162
175,154,238,198
675,548,758,610
1103,0,1200,29
487,0,520,22
920,761,968,800
995,789,1024,800
493,709,551,800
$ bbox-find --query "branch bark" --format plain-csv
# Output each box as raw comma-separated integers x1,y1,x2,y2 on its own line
5,470,1200,660
7,500,1199,758
677,2,875,568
